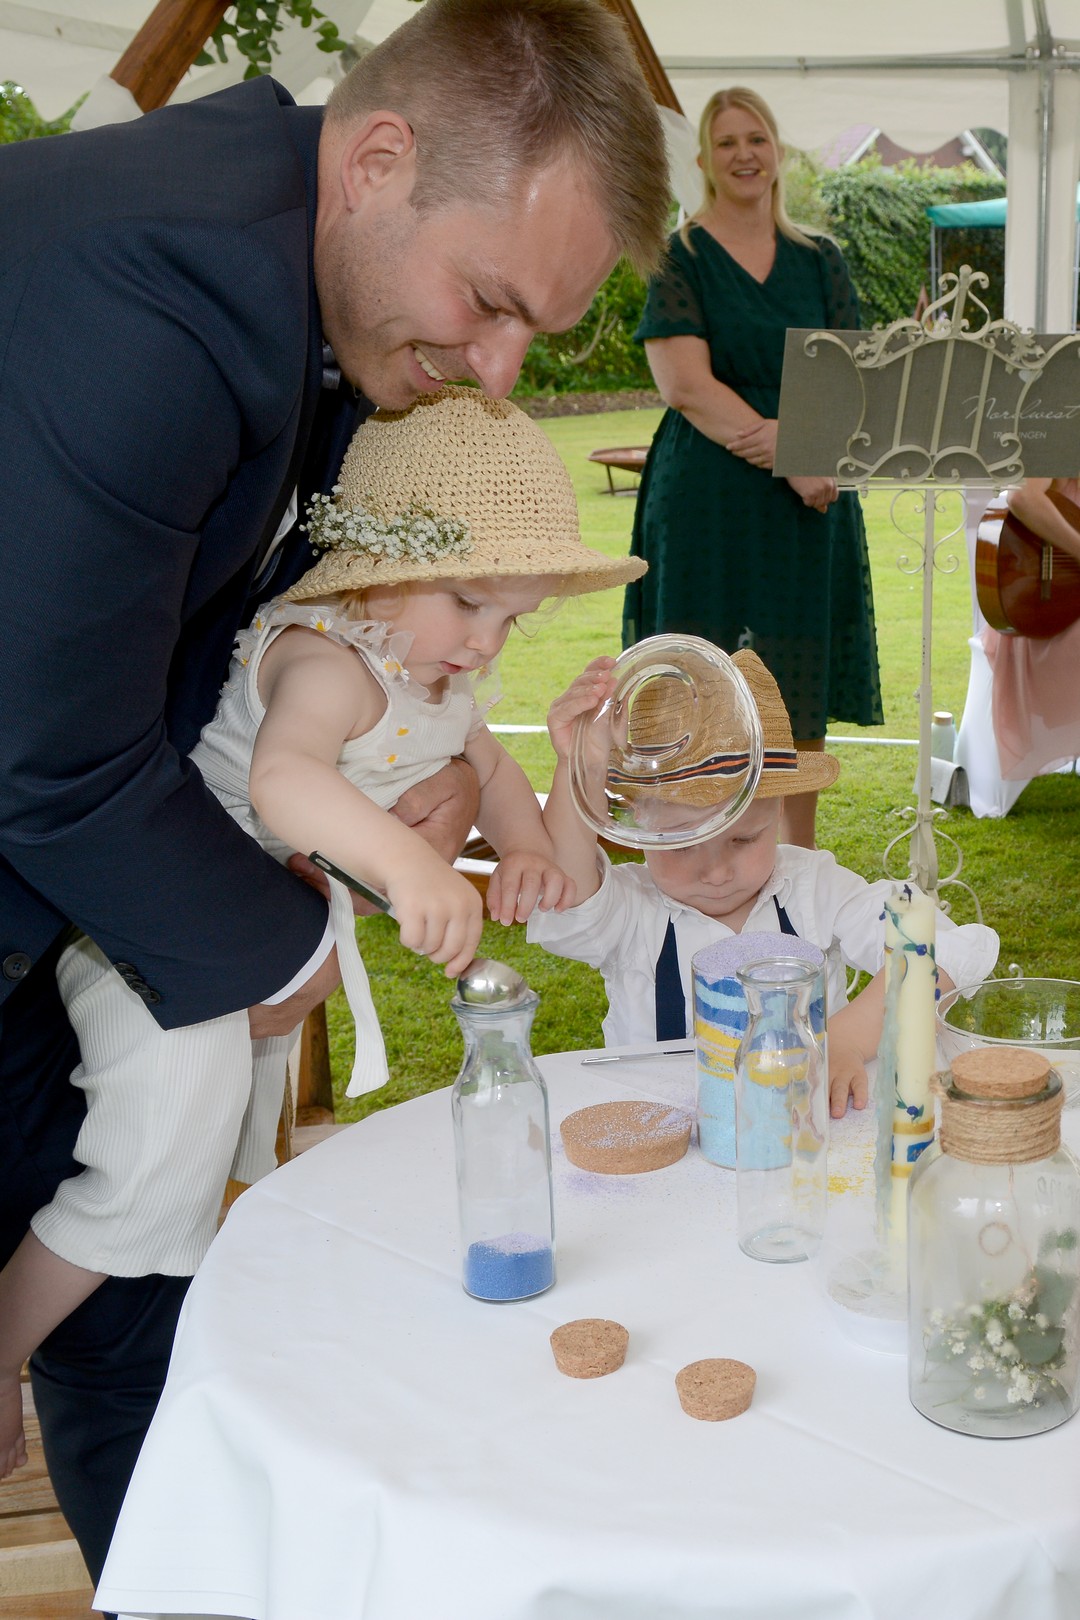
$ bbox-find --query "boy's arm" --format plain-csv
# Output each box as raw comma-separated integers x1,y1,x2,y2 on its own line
464,727,573,925
540,658,619,904
251,629,482,976
827,966,957,1119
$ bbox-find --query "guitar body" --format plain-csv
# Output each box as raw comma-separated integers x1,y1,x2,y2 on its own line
976,489,1080,638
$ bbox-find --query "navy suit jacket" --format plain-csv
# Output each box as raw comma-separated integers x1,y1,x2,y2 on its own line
0,78,363,1025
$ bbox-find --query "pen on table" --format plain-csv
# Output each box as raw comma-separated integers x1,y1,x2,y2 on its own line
580,1047,694,1065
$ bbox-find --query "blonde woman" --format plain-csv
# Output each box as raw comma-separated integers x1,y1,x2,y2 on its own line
624,87,882,847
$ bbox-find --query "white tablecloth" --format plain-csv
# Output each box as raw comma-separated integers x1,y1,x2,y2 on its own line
97,1048,1080,1620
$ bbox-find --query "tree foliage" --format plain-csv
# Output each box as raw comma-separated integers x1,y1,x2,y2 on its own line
821,157,1006,326
196,0,347,79
0,81,83,142
514,258,655,397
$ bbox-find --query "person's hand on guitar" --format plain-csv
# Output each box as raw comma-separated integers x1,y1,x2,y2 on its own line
976,476,1080,638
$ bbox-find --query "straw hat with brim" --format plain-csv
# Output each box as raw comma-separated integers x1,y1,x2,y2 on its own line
284,386,647,603
611,649,840,807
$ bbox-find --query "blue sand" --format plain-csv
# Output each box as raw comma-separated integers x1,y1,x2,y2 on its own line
464,1237,554,1301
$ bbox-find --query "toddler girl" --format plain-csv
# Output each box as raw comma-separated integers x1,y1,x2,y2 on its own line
0,386,644,1479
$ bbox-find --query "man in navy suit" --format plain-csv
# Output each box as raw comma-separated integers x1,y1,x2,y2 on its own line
0,0,668,1583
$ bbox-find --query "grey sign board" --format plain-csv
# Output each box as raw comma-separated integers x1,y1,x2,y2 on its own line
774,324,1080,486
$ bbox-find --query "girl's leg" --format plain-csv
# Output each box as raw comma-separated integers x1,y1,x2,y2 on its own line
36,936,254,1276
780,737,825,849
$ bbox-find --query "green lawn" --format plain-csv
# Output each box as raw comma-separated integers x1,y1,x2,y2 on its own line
326,408,1079,1118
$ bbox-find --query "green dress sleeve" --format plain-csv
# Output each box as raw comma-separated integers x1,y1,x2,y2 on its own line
815,234,861,328
634,232,708,342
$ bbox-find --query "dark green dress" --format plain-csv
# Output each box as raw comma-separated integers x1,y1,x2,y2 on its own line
623,225,883,739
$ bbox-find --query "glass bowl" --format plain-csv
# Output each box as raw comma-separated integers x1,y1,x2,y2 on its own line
936,976,1080,1106
567,634,763,850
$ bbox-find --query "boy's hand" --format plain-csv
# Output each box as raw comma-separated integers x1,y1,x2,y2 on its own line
487,852,576,926
385,855,484,979
828,1036,870,1119
547,658,618,761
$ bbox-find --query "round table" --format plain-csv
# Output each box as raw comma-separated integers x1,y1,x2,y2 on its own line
97,1046,1080,1620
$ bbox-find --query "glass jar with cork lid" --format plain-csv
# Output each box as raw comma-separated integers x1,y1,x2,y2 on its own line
908,1047,1080,1437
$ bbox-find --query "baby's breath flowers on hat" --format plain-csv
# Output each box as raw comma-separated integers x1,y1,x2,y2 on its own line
304,490,473,567
282,385,646,605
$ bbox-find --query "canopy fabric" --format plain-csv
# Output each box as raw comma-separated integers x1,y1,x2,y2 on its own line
927,199,1010,229
5,0,1080,324
928,189,1080,228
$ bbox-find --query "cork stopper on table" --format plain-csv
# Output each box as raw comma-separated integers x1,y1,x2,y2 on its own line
675,1358,756,1421
949,1047,1051,1099
559,1100,693,1174
550,1319,629,1378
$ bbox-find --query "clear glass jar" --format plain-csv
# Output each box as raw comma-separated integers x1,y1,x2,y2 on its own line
734,958,828,1263
908,1051,1080,1436
451,960,555,1303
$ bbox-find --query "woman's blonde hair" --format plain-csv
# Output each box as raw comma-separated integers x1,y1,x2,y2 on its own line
684,86,816,252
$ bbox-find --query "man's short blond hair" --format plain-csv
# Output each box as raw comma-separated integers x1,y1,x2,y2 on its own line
325,0,669,278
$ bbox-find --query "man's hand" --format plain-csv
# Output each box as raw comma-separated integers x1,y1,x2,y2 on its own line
487,851,576,925
390,757,480,864
247,945,341,1040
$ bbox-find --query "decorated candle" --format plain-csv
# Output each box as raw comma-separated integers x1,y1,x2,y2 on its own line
876,884,938,1249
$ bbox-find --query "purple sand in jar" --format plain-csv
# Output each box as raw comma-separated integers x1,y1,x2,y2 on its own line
464,1233,554,1301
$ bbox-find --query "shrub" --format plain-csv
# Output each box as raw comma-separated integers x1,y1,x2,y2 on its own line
820,157,1006,326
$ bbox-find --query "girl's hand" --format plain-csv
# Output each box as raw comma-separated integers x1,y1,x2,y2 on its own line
547,658,618,762
828,1036,870,1119
385,856,484,979
726,417,778,469
786,475,838,513
487,852,577,926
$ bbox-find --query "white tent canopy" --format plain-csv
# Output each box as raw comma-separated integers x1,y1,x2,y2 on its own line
5,0,1080,325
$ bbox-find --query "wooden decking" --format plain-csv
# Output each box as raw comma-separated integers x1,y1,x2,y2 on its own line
0,1380,98,1619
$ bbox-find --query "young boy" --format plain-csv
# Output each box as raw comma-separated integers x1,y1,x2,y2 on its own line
529,651,999,1118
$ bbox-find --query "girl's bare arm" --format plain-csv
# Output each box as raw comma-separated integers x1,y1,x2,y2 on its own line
250,629,482,975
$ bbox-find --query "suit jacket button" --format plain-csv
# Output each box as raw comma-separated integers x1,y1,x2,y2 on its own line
2,952,32,981
114,961,138,981
142,987,162,1005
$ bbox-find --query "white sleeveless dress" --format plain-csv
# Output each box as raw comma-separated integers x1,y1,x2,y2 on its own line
35,601,488,1276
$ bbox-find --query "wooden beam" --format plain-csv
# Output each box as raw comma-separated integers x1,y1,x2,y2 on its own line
110,0,231,113
598,0,683,115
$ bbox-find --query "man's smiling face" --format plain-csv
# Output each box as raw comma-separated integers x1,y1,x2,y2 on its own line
315,138,618,409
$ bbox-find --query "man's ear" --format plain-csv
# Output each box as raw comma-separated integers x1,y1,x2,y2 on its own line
339,111,417,213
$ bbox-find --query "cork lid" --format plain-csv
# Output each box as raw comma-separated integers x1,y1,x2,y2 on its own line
949,1047,1051,1100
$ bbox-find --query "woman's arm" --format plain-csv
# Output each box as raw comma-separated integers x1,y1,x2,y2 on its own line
250,629,482,975
645,335,836,512
645,334,764,448
1008,479,1080,563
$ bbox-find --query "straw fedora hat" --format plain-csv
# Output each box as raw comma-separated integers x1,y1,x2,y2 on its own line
284,386,646,603
613,648,839,807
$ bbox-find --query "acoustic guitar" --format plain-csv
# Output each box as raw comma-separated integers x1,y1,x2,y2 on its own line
975,486,1080,638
